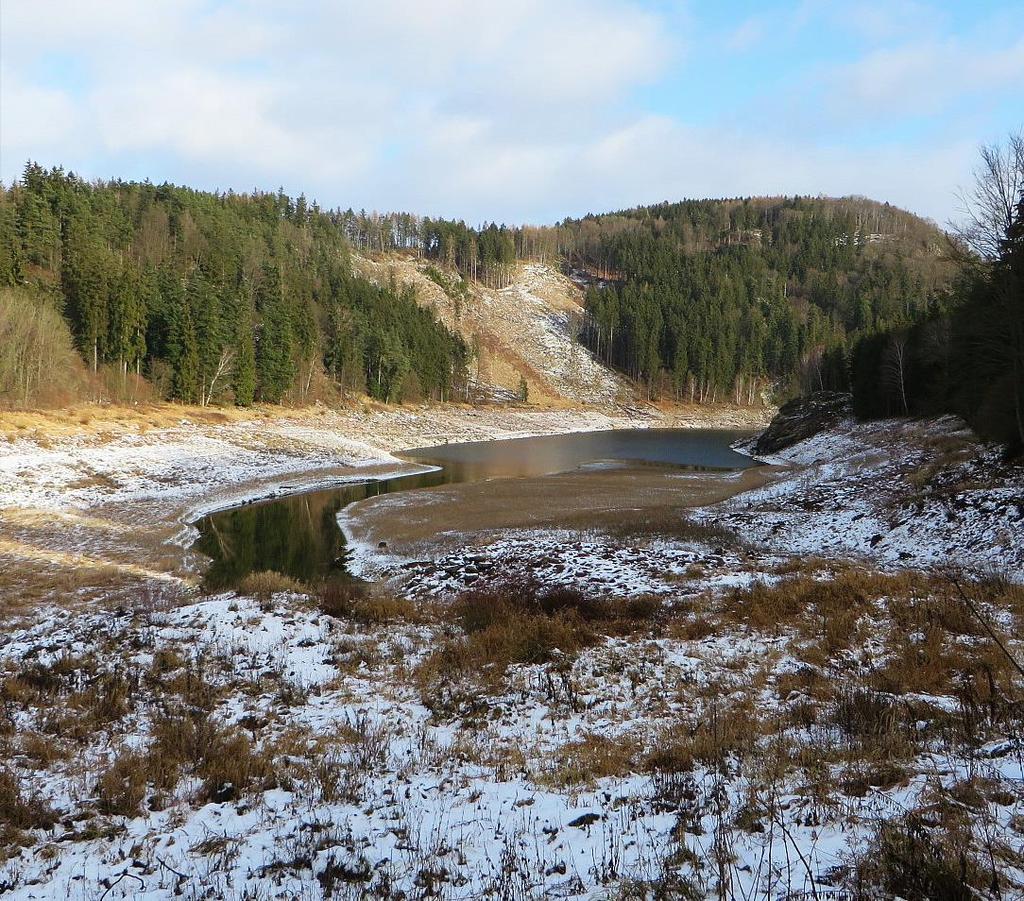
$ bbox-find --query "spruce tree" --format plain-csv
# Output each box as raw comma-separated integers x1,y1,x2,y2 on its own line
233,290,257,406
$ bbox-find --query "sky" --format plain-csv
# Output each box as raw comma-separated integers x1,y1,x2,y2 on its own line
1,0,1022,227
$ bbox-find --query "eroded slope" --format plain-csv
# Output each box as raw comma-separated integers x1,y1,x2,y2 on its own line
353,255,637,407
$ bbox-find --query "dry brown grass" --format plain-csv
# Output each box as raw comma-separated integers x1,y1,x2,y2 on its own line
647,702,763,773
724,569,927,638
96,750,149,816
0,768,57,835
237,570,305,601
316,580,416,625
538,733,640,787
414,577,666,716
577,508,741,546
91,704,278,812
0,401,281,441
851,808,998,899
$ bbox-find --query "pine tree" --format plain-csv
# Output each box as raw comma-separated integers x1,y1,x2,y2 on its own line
233,289,256,406
172,299,200,404
255,264,295,403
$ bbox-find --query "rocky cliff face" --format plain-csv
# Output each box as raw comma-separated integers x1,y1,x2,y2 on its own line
754,391,853,455
353,255,637,407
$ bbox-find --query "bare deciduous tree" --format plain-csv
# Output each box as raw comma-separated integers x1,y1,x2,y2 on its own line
951,131,1024,262
0,288,85,407
881,334,910,415
201,348,236,407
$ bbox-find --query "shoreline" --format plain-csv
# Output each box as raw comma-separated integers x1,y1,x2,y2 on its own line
337,461,781,583
0,402,772,611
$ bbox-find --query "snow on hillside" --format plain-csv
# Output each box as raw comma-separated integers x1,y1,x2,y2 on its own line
480,263,631,405
703,414,1024,577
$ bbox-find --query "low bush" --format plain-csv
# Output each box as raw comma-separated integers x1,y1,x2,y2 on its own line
237,570,304,601
539,732,639,787
832,688,898,740
415,577,662,715
851,812,990,900
197,729,275,803
316,580,414,624
0,768,57,831
96,750,148,816
647,703,761,773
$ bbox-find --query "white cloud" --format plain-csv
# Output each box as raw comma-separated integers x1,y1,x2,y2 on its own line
0,70,82,178
827,35,1024,116
0,0,1018,226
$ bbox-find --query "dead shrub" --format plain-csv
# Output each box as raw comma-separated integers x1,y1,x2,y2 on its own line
160,659,224,712
417,612,586,712
197,728,275,803
850,812,992,900
37,670,134,742
647,703,761,773
776,665,832,702
540,732,639,787
453,577,661,636
72,672,132,726
147,708,218,791
149,648,185,676
416,577,654,712
96,750,148,817
831,688,915,774
832,688,898,740
0,768,57,831
4,655,95,704
18,732,67,768
725,569,929,647
669,615,720,642
237,570,304,601
111,707,277,807
413,580,623,714
317,580,368,618
316,580,415,624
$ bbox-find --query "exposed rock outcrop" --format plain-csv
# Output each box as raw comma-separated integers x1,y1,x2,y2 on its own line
754,391,853,455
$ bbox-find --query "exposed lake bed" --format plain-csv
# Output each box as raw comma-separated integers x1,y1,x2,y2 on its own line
2,404,1023,899
195,427,767,590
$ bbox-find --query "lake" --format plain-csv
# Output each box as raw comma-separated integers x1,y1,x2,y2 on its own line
193,428,754,589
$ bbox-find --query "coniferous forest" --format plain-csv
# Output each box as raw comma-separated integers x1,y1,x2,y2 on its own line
0,164,467,407
2,150,1022,451
333,196,959,407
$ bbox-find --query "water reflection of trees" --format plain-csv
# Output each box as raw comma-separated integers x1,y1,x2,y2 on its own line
197,489,348,590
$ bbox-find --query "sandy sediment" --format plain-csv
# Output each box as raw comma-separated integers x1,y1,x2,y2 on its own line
340,464,782,578
0,401,771,608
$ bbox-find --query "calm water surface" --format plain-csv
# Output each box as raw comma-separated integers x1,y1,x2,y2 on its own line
194,428,754,589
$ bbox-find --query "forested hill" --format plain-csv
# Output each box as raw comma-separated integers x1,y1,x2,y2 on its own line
0,165,467,407
0,165,957,413
561,196,954,403
335,195,955,405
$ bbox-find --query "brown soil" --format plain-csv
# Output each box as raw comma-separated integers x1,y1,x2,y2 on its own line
342,464,783,560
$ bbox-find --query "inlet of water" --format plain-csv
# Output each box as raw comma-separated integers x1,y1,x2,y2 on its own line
193,428,754,589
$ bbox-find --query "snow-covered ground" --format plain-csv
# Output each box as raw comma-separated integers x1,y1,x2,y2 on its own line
351,528,773,598
702,414,1024,577
2,563,1022,897
1,408,1022,897
0,406,660,519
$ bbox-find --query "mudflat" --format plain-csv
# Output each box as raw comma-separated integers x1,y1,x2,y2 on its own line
341,463,782,558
